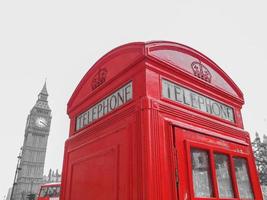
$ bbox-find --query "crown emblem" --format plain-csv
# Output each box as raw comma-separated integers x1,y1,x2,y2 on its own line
191,61,212,83
91,68,108,90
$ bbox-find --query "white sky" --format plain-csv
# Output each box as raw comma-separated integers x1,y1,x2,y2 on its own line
1,0,267,198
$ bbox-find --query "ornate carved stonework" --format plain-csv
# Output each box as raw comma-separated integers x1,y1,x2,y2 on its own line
91,68,108,90
191,61,212,83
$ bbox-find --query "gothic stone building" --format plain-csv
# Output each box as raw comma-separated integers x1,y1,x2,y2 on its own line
12,83,51,200
43,169,61,183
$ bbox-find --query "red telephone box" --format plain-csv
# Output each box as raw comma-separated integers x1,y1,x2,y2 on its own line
61,41,263,200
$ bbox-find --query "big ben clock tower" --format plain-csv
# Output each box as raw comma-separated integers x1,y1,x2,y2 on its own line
12,82,52,200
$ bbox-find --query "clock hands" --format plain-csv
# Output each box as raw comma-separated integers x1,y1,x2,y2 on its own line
40,120,47,126
36,117,48,128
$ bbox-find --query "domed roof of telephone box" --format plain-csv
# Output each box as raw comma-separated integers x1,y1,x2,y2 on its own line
68,41,244,113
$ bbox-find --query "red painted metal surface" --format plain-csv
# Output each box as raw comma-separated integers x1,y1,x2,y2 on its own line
61,41,263,200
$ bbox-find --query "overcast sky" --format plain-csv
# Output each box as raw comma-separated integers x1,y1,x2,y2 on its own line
1,0,267,198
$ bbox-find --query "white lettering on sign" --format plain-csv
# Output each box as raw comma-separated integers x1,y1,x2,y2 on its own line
76,82,133,131
162,79,235,122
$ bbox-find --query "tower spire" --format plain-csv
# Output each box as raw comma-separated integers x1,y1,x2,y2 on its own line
40,80,48,96
34,81,51,111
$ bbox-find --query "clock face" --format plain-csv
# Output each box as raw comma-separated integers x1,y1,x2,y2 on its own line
35,117,48,128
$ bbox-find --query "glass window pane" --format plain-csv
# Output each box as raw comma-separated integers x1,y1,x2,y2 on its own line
48,186,58,197
56,186,61,197
191,148,213,197
40,187,48,197
214,153,234,198
234,157,254,199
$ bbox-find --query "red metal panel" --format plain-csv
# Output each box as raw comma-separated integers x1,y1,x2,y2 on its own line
70,147,118,199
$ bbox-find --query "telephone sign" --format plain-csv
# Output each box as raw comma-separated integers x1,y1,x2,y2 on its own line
76,81,132,131
162,79,235,122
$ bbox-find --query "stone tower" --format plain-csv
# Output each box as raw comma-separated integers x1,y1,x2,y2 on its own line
12,82,52,200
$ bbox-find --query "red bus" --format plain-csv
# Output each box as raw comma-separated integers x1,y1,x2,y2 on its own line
37,182,60,200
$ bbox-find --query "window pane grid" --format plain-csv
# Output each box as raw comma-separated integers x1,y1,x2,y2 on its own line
233,157,254,199
214,153,234,198
191,148,214,198
189,146,254,200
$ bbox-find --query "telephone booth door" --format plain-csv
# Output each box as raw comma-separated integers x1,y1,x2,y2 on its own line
174,127,257,200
